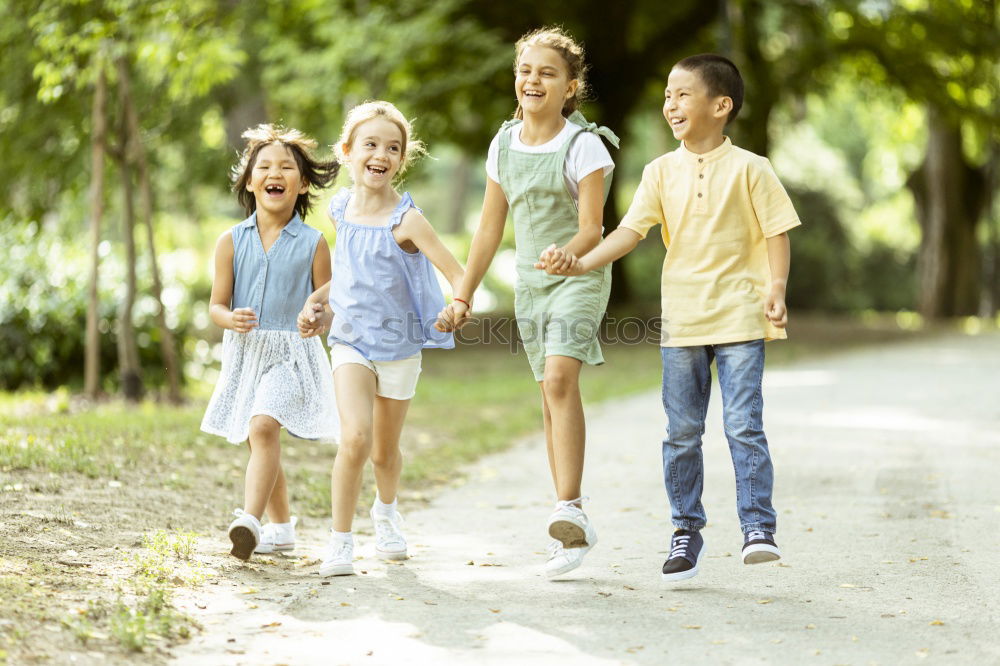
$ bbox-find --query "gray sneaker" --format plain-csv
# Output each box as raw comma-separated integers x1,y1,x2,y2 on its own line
661,529,704,582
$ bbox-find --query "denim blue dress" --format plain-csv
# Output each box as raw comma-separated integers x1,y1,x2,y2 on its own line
201,213,339,443
326,188,453,361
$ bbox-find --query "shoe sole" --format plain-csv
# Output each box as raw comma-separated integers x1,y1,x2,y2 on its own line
319,564,356,577
375,548,408,561
548,520,590,548
661,564,700,582
254,543,295,554
743,544,781,565
229,526,257,561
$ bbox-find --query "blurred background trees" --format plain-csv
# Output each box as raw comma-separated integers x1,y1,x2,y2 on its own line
1,0,997,400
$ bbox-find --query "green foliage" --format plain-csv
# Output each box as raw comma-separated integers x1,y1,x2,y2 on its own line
785,188,915,312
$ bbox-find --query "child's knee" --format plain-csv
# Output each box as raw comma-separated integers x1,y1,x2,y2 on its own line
370,446,400,470
337,428,372,464
248,415,281,443
542,372,578,402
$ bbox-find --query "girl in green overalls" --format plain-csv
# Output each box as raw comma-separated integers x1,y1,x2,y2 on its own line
437,26,618,577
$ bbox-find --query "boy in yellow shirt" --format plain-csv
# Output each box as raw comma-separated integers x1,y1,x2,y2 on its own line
537,54,800,582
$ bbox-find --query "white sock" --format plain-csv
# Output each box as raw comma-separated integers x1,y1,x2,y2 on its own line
331,529,352,542
373,496,397,517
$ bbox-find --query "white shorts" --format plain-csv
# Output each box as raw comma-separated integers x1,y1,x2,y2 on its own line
329,344,422,400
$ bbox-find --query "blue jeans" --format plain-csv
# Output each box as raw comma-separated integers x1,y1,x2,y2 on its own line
660,340,776,535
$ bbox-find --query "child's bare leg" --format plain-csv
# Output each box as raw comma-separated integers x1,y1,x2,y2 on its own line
541,355,585,501
265,465,291,523
371,396,411,504
331,364,377,532
244,415,282,519
540,386,558,490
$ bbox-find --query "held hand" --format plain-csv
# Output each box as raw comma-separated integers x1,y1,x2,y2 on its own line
765,291,788,328
435,301,471,332
534,243,558,271
298,302,330,338
230,308,258,333
560,254,586,276
546,247,580,275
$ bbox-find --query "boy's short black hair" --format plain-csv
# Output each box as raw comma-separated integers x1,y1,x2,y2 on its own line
674,54,744,124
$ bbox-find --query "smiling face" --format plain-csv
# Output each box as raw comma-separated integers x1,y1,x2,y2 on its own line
515,45,578,118
663,66,731,147
246,143,309,219
342,117,404,190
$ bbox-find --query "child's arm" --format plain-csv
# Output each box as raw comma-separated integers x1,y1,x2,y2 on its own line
297,236,334,339
396,209,465,290
209,231,257,333
437,178,509,331
536,226,642,277
765,232,790,328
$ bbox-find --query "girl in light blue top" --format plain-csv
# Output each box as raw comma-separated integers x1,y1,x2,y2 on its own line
202,124,340,562
298,101,465,577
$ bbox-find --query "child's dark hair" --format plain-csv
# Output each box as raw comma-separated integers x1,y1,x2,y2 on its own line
231,124,340,218
513,26,590,119
674,54,744,124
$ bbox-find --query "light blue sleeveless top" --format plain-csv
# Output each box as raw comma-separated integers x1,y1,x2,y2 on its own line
230,212,321,332
326,188,454,360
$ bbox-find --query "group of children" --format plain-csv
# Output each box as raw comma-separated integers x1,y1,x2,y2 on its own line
201,26,800,582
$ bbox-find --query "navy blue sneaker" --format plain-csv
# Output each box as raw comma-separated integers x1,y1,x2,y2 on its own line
742,530,781,564
661,529,705,582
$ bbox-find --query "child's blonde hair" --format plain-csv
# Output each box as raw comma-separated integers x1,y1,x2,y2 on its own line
335,101,426,178
231,124,339,217
513,26,590,119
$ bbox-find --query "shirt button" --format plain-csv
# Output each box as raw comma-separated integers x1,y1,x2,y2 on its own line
698,158,703,163
698,193,703,198
699,174,704,179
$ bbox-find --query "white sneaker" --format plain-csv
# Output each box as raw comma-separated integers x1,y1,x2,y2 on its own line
228,509,261,561
319,533,355,577
545,500,597,577
255,516,297,554
370,505,408,561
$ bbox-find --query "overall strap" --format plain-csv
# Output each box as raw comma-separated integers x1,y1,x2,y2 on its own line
566,110,621,149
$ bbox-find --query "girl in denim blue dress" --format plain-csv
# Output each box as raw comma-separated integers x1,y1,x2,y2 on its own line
202,125,339,561
297,101,465,577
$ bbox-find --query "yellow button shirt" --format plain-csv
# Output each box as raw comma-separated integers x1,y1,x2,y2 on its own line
620,137,801,347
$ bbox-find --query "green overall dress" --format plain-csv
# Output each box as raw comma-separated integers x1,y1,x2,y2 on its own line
496,111,620,381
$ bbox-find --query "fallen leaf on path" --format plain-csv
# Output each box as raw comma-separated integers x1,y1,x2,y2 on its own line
625,646,644,653
757,599,772,605
805,624,816,629
915,648,930,659
239,587,258,594
466,561,475,565
770,639,783,644
597,592,612,597
930,620,944,626
260,622,282,628
623,585,636,590
489,609,500,613
424,601,437,606
247,604,258,609
682,625,701,630
839,583,857,588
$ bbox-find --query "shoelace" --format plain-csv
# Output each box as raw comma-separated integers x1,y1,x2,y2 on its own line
669,534,692,559
746,530,767,542
325,538,352,561
373,513,405,545
546,540,564,559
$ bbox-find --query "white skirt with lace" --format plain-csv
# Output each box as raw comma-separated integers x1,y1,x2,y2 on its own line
201,329,339,444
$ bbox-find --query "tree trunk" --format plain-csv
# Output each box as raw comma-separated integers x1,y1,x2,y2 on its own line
732,0,776,157
85,67,108,399
907,107,986,318
120,56,183,403
117,85,144,402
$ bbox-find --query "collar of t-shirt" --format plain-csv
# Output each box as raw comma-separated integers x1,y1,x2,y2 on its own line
510,118,573,153
677,136,733,165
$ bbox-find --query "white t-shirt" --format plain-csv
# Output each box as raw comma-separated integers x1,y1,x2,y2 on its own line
485,118,615,203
